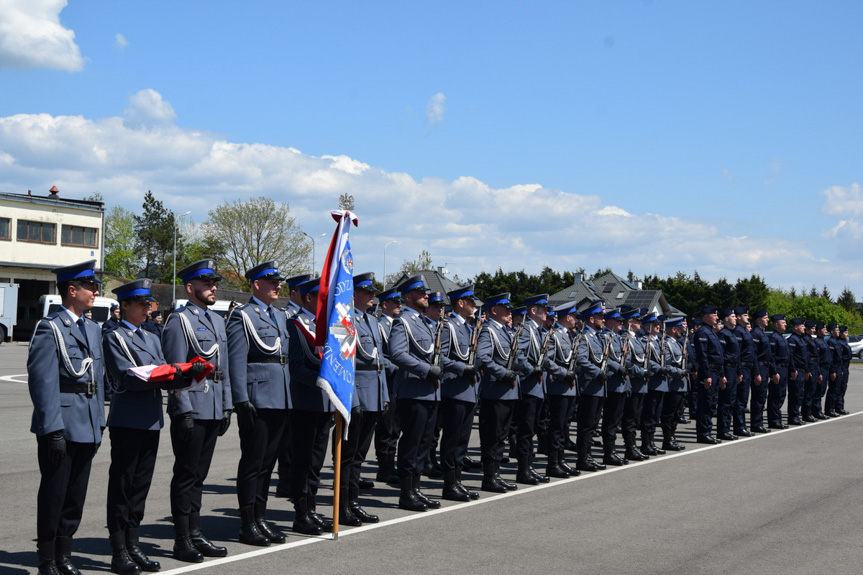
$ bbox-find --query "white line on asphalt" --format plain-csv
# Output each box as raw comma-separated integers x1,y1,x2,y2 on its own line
0,373,27,383
158,409,862,574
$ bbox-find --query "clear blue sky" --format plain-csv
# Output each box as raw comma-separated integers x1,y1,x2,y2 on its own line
1,1,862,296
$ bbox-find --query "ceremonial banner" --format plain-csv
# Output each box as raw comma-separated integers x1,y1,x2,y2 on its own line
127,356,213,391
315,210,359,424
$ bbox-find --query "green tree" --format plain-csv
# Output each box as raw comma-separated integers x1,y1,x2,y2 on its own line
836,287,857,313
134,191,179,283
104,206,138,279
201,197,309,292
386,250,433,286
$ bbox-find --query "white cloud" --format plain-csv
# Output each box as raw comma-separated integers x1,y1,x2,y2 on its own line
114,33,128,50
123,89,177,128
821,183,863,217
426,92,446,124
0,97,855,292
0,0,83,71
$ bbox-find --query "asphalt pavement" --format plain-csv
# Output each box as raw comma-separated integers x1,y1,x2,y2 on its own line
1,341,861,575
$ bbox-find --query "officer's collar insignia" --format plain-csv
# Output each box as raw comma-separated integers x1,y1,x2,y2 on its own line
254,307,260,313
128,330,134,337
191,308,199,315
62,318,70,326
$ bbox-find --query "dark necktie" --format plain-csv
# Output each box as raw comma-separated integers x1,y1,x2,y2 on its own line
76,318,88,346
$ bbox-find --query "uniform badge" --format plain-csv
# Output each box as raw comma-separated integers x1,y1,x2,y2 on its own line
254,307,260,313
192,308,199,315
128,330,134,337
63,318,70,326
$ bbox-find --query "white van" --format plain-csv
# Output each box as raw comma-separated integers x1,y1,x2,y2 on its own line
173,299,233,319
40,294,120,327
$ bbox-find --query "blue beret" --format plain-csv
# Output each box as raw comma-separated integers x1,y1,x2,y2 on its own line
700,305,718,315
720,308,734,319
770,314,786,322
827,323,839,330
789,318,805,326
733,306,748,316
804,320,816,328
752,309,768,319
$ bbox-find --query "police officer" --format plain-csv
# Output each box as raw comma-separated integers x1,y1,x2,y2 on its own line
544,302,580,476
161,260,232,562
812,322,833,420
423,291,446,478
476,293,524,492
640,313,668,455
339,272,389,524
226,262,291,546
694,305,726,444
514,294,551,484
836,326,852,414
802,321,820,422
601,308,630,466
824,323,843,417
283,274,310,317
439,285,482,500
621,308,653,461
749,310,772,433
660,317,688,450
715,309,742,441
28,261,105,575
575,299,612,472
733,306,757,437
104,304,122,333
389,275,443,511
786,318,809,426
767,314,791,429
374,287,402,485
286,277,335,534
104,279,198,574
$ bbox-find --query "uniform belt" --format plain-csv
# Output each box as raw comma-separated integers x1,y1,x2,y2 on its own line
820,363,832,368
775,361,789,367
258,355,289,365
206,370,224,382
59,382,97,397
357,364,383,372
708,362,723,371
739,361,754,368
725,362,738,369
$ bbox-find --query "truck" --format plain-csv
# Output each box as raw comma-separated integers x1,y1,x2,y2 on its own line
38,294,119,328
0,283,19,344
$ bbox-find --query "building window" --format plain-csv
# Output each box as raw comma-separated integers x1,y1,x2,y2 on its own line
17,220,56,244
0,217,10,240
61,225,98,248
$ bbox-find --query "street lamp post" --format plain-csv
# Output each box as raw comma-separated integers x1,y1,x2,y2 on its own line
173,210,191,307
302,232,326,275
383,240,397,289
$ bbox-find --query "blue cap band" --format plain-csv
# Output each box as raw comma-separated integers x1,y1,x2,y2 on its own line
182,268,214,283
401,281,425,293
117,288,151,299
56,268,98,282
250,268,279,281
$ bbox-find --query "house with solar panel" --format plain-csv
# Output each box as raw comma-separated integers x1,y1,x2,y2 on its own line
549,272,678,316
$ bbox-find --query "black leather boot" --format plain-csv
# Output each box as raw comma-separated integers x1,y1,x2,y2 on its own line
640,431,658,456
624,435,649,461
559,449,579,476
348,486,380,523
443,470,470,501
576,438,601,472
54,536,79,575
256,501,287,542
172,516,204,563
412,475,441,508
307,496,334,533
238,505,270,546
481,463,507,493
545,450,570,478
515,457,539,485
376,454,399,485
662,430,685,451
125,528,159,572
292,497,323,535
398,476,428,511
37,539,60,575
455,469,479,500
109,531,141,575
494,463,517,491
648,431,666,455
602,443,627,466
339,489,362,526
189,511,227,557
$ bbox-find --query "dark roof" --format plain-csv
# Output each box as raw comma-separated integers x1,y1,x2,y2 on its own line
549,271,671,315
549,280,602,308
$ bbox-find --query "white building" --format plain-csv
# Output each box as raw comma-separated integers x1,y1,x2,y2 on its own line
0,187,105,336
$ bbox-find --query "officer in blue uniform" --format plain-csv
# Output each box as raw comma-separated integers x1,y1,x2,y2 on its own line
716,309,741,441
812,322,832,420
389,275,443,511
802,321,820,422
824,323,843,417
476,293,524,492
732,307,756,437
660,317,688,450
161,260,232,562
767,315,791,429
600,308,630,465
104,279,197,575
749,310,772,433
438,285,482,500
836,326,852,414
28,260,105,575
639,313,668,455
286,277,335,534
543,302,580,476
694,305,726,444
423,290,447,478
339,272,389,524
786,318,809,426
575,299,613,472
374,287,402,485
226,261,291,547
514,293,550,484
621,308,653,461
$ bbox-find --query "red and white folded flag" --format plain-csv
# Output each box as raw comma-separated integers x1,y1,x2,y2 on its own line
127,356,213,391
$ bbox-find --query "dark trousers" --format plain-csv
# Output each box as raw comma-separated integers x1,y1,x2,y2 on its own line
106,427,160,534
837,367,849,410
340,409,379,490
426,403,444,467
802,373,816,417
514,396,543,463
815,368,830,415
170,418,220,518
440,397,476,474
767,369,788,425
825,370,841,413
787,372,804,419
696,375,720,437
397,399,438,477
375,382,400,459
601,391,626,444
660,391,685,434
236,408,287,507
642,390,664,432
478,398,516,465
735,369,751,431
622,392,645,441
576,394,603,456
37,438,97,542
718,368,738,434
750,368,769,428
290,410,331,500
276,414,293,490
547,394,575,452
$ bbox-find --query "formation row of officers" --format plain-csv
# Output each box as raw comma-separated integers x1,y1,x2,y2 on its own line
27,260,854,575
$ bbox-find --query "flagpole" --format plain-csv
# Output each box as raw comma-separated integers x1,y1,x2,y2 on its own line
332,413,343,541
